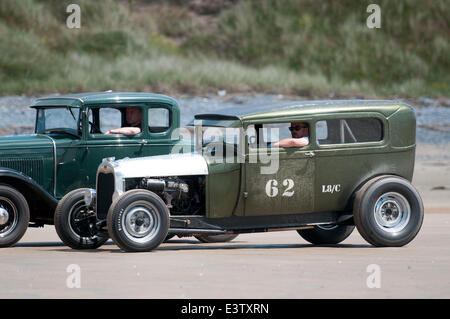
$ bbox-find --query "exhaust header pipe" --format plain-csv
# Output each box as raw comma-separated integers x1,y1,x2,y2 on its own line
141,178,189,193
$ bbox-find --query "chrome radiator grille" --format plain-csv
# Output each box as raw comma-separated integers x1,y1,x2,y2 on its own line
96,172,115,220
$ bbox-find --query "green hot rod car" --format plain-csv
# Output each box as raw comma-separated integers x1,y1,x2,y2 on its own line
0,91,190,247
56,99,424,252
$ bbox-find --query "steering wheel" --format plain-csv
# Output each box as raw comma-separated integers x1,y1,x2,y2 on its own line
89,121,102,134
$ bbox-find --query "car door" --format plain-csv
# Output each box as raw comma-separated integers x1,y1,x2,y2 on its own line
313,114,387,213
78,106,149,189
80,104,183,190
243,122,315,216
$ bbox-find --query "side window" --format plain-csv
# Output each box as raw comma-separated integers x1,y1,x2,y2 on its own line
99,108,122,133
263,123,292,144
148,108,170,133
316,120,328,141
316,118,383,145
247,123,304,148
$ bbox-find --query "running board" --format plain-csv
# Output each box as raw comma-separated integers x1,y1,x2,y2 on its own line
169,211,353,235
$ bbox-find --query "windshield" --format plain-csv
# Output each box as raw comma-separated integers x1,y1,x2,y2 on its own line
35,107,81,135
202,126,241,146
192,119,241,146
192,120,243,162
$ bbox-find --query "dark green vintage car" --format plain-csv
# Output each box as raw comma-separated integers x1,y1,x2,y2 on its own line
57,99,424,252
0,91,189,247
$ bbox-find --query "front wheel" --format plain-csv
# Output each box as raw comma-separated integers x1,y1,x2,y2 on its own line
353,176,424,247
54,188,109,249
107,190,169,252
0,185,30,247
297,225,355,245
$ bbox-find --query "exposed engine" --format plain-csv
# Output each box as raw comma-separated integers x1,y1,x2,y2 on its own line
139,176,205,216
141,178,189,193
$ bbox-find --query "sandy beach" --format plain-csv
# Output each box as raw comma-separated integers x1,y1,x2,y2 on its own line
0,96,448,298
414,143,450,213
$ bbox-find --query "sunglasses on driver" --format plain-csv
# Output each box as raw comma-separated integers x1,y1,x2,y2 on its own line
289,125,308,131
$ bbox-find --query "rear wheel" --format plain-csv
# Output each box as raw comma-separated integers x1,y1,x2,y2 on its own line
107,190,169,252
297,225,354,245
54,188,108,249
0,185,30,247
194,234,238,243
353,176,424,247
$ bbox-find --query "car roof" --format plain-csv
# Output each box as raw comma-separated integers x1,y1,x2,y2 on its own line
31,91,178,108
194,99,412,122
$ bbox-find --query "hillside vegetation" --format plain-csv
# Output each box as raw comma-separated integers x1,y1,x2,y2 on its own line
0,0,448,97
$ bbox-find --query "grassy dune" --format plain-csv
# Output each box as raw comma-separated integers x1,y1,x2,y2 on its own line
0,0,448,97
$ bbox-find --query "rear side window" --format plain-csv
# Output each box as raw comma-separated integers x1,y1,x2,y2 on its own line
316,118,383,145
148,108,170,133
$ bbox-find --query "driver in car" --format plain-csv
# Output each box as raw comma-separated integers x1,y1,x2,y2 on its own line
105,107,142,135
272,122,309,148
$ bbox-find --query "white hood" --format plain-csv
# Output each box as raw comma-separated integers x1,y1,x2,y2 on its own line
111,153,209,178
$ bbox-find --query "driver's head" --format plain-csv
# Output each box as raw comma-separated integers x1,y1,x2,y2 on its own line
126,107,142,127
289,122,309,138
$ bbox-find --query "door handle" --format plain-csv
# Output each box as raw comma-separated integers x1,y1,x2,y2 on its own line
139,140,148,151
305,151,315,157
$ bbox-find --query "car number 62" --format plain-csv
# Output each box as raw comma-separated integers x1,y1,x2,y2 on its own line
265,179,295,198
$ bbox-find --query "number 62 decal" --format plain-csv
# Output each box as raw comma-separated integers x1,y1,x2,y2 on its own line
265,179,295,197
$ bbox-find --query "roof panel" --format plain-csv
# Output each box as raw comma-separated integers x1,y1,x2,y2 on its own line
31,91,178,107
194,99,408,121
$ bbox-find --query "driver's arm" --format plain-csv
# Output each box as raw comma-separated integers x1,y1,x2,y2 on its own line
272,137,309,148
105,127,141,135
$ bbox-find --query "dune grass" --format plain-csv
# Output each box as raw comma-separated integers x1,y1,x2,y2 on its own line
0,0,448,97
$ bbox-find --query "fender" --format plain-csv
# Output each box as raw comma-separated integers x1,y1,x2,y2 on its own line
345,173,401,212
0,167,58,209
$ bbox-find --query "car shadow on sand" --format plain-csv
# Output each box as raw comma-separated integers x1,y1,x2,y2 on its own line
14,241,66,248
157,240,374,252
40,239,374,253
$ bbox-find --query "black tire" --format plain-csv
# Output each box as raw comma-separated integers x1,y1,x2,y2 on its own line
297,225,355,245
54,188,108,249
0,184,30,247
353,176,424,247
107,189,169,252
164,234,175,242
194,234,239,243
